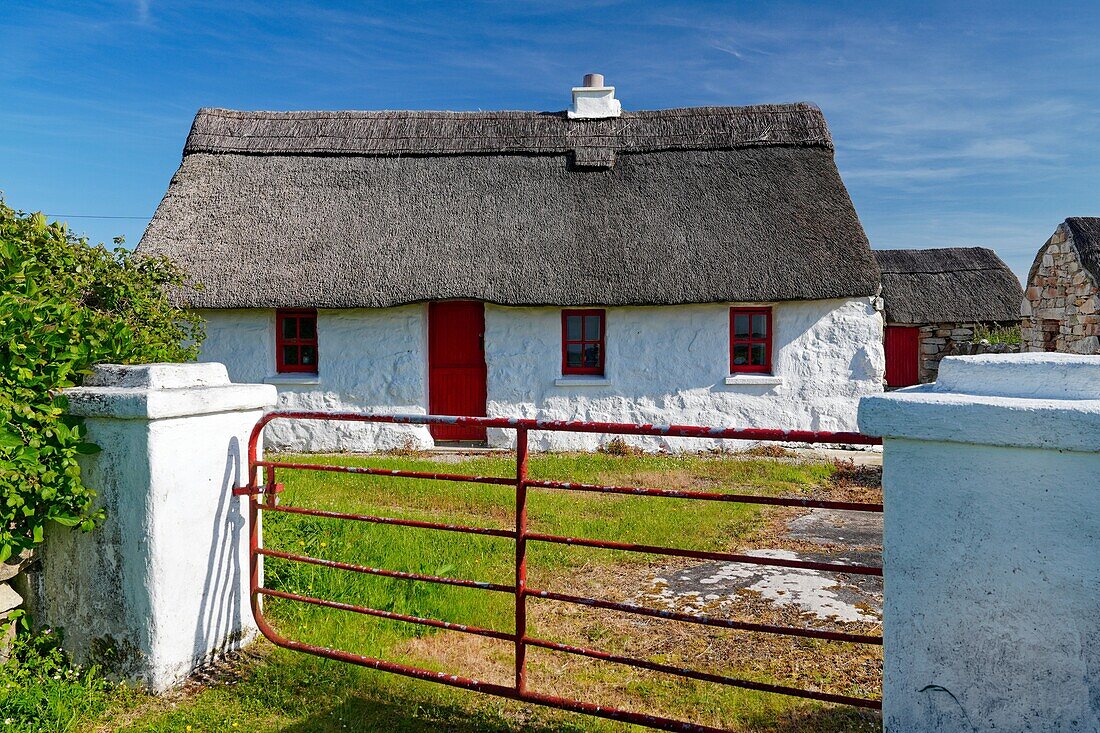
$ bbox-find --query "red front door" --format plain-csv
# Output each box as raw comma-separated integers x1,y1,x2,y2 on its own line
428,301,487,441
884,326,920,388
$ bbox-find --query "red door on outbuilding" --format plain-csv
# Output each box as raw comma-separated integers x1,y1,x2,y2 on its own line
884,326,920,388
428,301,487,441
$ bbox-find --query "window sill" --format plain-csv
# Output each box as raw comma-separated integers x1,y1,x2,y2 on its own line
724,374,783,386
554,376,612,387
264,374,320,386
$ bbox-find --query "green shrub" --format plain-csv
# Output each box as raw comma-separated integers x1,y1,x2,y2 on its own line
0,199,203,560
973,323,1022,345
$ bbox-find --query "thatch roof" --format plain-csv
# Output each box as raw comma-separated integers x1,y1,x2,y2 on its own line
138,103,880,309
874,248,1023,324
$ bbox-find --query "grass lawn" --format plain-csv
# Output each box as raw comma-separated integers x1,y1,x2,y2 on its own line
3,451,882,732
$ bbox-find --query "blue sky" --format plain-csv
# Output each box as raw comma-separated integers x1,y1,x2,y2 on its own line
3,1,1099,280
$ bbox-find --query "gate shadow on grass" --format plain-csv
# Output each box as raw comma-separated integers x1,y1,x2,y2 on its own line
274,683,881,733
276,690,591,733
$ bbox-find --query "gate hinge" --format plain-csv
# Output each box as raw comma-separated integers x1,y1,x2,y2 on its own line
233,482,285,497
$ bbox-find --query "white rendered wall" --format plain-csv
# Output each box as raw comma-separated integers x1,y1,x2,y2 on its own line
198,308,433,451
484,298,884,450
858,353,1100,731
198,299,884,452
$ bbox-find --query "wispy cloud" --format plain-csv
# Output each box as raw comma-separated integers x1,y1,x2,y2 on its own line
3,1,1099,276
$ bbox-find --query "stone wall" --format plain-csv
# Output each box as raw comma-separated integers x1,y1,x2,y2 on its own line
913,322,1020,384
1022,223,1100,354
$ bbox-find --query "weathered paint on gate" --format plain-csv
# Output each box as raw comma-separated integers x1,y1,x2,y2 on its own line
237,411,884,732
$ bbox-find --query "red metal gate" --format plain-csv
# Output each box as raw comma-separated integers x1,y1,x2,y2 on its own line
236,412,883,732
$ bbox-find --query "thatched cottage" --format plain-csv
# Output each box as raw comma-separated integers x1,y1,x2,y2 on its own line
138,77,885,451
1022,217,1100,354
874,248,1022,386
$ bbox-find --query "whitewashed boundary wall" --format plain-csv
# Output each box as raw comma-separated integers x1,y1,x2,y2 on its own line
858,353,1100,732
27,363,276,692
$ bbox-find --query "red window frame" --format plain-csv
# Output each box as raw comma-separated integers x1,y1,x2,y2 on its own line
730,307,773,374
561,309,605,376
276,309,319,374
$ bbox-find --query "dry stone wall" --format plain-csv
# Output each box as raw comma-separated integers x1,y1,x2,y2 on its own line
1022,224,1100,354
915,322,1020,383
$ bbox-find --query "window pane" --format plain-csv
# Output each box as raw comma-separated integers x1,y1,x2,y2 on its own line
751,314,767,339
732,344,749,366
566,343,583,367
299,317,316,340
282,345,298,366
584,315,601,340
281,317,297,339
565,315,582,341
733,314,750,338
583,343,600,368
750,343,767,366
300,345,318,367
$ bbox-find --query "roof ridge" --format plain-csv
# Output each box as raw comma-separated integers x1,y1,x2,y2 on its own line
195,102,818,117
183,103,832,158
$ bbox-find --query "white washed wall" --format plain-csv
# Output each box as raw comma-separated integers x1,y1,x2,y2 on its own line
198,308,433,451
197,298,884,452
484,298,884,450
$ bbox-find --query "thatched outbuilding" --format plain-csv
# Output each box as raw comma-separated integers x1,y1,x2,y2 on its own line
138,77,886,451
874,248,1023,386
1022,217,1100,354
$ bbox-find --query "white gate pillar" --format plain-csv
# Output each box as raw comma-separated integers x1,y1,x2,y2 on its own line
31,363,275,691
858,353,1100,731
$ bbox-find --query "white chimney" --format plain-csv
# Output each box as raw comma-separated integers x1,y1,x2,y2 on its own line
568,73,622,119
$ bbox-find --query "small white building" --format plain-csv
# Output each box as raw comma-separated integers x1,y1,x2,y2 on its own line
138,77,885,451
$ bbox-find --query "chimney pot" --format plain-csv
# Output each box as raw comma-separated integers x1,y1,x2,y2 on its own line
583,73,604,88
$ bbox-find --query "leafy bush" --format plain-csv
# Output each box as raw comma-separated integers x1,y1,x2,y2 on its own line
0,199,203,560
973,323,1022,345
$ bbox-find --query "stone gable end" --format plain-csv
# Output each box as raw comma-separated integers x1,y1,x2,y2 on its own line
1022,224,1100,354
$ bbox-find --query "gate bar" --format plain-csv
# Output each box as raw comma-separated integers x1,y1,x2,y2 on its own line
246,409,882,445
258,587,515,641
261,502,515,538
255,458,516,486
257,548,513,593
524,532,884,576
526,588,882,645
526,478,883,512
515,427,529,694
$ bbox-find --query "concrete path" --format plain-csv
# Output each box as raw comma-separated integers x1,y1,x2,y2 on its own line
636,507,883,624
